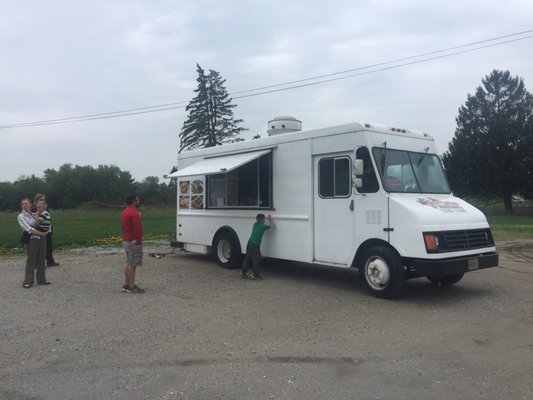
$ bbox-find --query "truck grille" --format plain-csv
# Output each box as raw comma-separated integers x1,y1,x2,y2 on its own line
443,229,494,251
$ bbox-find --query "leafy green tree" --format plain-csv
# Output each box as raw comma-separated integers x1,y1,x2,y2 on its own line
13,175,47,207
136,176,162,205
1,175,49,210
179,64,246,152
443,70,533,214
42,164,135,208
135,176,176,206
44,164,85,208
94,165,135,204
0,175,48,210
0,182,15,210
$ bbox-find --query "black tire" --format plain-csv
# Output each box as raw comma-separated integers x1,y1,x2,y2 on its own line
213,232,242,269
359,246,405,299
427,273,464,287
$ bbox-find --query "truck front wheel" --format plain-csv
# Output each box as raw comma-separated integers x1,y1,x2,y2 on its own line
427,273,464,287
213,232,241,269
359,246,405,299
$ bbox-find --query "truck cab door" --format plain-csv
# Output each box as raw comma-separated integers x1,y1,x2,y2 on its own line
353,146,389,247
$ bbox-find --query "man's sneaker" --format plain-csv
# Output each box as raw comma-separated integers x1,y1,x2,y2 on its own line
250,273,262,280
121,284,129,292
127,285,145,293
239,271,248,279
47,262,60,267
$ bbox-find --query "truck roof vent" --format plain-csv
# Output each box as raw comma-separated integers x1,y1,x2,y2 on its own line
267,116,302,136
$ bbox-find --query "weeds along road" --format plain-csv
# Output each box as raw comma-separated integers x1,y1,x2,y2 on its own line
0,241,532,400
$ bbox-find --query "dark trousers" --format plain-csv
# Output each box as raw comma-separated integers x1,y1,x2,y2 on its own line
46,231,55,265
241,242,262,275
24,238,46,284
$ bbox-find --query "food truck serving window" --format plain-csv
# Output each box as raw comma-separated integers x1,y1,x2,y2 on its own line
318,157,351,198
206,152,272,208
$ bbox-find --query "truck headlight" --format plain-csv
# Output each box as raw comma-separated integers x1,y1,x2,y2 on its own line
423,233,440,253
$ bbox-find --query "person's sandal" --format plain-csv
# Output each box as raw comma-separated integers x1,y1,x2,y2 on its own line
23,283,32,289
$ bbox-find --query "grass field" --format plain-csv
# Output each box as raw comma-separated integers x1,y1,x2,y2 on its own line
1,209,532,255
487,215,533,241
0,209,175,254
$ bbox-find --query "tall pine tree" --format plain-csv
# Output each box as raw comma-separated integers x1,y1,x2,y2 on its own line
442,70,533,214
179,64,246,153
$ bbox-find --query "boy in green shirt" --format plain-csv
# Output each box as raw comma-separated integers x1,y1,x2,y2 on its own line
240,214,276,280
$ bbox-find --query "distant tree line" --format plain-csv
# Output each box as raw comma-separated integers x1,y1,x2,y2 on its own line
0,164,176,211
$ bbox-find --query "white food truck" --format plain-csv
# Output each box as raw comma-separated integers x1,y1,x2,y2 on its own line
170,116,498,298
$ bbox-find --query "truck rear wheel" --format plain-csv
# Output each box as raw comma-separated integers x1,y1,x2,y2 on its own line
427,273,464,287
213,232,241,269
359,246,405,299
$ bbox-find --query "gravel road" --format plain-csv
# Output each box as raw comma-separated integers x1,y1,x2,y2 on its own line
0,241,532,400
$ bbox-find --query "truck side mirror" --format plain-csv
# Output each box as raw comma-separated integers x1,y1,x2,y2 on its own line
354,159,364,176
354,178,363,188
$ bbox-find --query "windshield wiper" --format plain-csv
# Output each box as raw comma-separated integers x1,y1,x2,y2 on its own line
416,147,430,167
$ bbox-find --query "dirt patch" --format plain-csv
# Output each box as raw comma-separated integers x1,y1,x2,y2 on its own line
497,239,533,263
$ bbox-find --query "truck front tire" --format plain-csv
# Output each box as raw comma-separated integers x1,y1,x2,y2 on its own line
359,246,405,299
213,232,242,269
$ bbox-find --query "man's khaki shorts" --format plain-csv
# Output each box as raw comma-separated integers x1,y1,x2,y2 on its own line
123,241,143,267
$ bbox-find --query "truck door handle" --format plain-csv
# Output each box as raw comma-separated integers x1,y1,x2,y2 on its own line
349,199,354,211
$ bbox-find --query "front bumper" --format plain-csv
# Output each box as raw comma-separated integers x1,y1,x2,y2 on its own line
409,252,499,277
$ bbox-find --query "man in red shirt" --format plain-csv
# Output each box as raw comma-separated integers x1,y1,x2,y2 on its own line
121,194,145,293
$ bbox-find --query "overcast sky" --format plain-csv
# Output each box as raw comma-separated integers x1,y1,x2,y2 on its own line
1,0,532,183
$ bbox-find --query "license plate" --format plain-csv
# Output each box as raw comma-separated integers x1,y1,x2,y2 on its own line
468,258,480,271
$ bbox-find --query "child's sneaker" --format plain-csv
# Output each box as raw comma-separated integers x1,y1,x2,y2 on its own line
239,271,248,279
121,284,129,292
250,273,262,280
127,285,145,293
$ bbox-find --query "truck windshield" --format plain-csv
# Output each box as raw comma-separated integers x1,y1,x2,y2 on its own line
372,148,451,194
